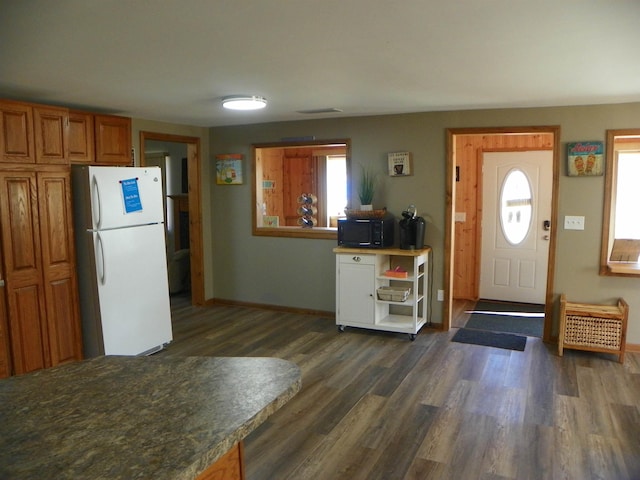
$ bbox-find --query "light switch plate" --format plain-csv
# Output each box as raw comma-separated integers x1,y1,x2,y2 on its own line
564,215,585,230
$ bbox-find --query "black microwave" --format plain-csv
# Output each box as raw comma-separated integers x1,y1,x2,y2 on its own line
337,215,395,248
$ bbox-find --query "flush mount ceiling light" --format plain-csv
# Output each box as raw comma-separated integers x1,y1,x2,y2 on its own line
222,95,267,111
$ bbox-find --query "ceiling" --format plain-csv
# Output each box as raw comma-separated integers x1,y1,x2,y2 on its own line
1,0,639,128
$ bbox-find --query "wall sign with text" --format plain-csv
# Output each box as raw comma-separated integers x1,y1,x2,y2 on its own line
216,153,243,185
567,141,604,176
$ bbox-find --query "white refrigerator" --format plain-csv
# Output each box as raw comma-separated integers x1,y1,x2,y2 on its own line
72,165,173,357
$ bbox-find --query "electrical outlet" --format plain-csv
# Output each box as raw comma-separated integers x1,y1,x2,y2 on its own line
437,289,444,301
564,215,585,230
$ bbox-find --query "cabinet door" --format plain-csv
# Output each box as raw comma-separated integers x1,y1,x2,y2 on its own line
95,114,132,165
68,110,95,163
34,106,68,164
0,101,35,164
0,171,50,374
0,254,11,378
337,256,375,325
196,442,244,480
37,171,83,365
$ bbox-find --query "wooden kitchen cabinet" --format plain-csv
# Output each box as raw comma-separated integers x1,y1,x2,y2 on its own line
196,442,245,480
1,100,132,167
70,111,132,165
37,171,83,366
33,105,69,164
0,100,35,164
94,114,132,165
1,100,69,165
68,110,95,163
0,169,82,376
0,256,11,378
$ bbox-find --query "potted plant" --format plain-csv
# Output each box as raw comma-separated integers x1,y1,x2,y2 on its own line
358,164,377,210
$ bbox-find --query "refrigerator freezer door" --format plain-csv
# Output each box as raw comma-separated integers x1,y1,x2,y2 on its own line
89,166,164,230
93,223,172,355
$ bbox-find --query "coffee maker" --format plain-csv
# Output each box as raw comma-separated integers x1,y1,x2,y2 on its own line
399,205,426,250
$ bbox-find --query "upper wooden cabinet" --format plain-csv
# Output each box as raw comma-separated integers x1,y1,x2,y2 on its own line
69,112,131,165
68,110,95,163
95,114,132,165
1,101,132,166
0,100,69,165
0,100,36,164
33,105,69,165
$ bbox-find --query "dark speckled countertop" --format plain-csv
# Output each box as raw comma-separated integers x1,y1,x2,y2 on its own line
0,356,301,480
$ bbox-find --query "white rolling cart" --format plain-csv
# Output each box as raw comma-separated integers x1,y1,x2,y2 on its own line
334,247,431,340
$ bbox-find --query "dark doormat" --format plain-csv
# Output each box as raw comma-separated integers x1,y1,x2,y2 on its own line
465,313,543,337
465,300,544,337
452,328,527,351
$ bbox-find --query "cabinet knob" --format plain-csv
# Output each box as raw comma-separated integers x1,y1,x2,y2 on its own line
352,256,361,262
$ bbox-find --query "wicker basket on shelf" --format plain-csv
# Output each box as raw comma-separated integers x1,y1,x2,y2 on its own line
344,207,387,219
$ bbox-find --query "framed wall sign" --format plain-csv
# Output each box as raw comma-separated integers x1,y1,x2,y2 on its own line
388,151,412,176
216,153,243,184
567,141,604,176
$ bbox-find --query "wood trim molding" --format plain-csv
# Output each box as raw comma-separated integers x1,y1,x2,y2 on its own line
139,131,205,306
207,297,335,319
600,129,640,277
626,343,640,353
445,125,561,342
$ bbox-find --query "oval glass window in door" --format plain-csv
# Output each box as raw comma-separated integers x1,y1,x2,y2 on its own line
500,168,532,245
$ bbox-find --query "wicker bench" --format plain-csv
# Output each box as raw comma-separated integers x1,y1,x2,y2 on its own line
558,294,628,363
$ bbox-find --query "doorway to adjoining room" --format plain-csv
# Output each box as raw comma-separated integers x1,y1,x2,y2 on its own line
140,131,203,306
446,127,560,341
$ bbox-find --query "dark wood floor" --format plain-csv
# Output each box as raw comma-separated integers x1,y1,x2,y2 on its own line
162,294,640,480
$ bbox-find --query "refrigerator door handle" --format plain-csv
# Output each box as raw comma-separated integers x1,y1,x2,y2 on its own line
91,174,102,229
95,232,107,285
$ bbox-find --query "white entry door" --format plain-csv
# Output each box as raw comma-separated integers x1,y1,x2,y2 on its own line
479,151,552,304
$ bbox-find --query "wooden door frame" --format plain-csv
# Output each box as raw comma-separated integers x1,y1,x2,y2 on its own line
444,126,560,342
140,131,204,306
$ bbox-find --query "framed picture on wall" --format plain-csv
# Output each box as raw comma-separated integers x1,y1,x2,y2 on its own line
567,142,604,176
388,151,412,176
216,153,243,184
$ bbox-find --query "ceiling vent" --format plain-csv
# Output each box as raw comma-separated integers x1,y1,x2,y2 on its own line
296,108,343,114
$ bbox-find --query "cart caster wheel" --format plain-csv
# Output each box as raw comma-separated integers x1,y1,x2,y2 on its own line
409,334,417,341
338,325,345,333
